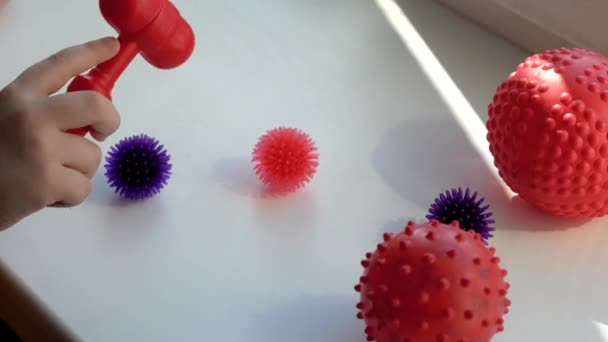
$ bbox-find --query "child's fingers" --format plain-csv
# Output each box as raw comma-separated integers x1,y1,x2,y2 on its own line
48,168,92,207
42,91,120,138
56,132,103,179
12,37,119,96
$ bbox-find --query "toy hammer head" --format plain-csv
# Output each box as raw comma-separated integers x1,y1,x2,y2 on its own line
99,0,195,69
66,0,195,135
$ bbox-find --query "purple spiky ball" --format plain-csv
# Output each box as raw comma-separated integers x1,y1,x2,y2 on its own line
426,187,495,242
104,134,172,200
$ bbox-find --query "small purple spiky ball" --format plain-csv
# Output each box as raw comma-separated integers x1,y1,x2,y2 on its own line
426,187,495,242
104,134,172,200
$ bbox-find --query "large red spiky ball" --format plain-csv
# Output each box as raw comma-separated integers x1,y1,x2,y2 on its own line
487,47,608,217
252,127,318,193
354,220,510,342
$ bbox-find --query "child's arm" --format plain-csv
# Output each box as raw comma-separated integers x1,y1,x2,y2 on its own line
0,37,121,231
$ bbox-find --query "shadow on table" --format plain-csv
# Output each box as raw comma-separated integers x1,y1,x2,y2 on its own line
210,156,319,235
372,116,589,232
86,171,174,245
209,156,263,197
88,172,130,208
210,156,311,200
88,171,168,209
250,293,365,342
381,217,410,235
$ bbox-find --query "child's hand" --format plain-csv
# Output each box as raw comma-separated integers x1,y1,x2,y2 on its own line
0,37,121,231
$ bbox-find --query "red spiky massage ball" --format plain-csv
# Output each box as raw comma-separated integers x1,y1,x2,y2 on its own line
354,220,510,342
487,47,608,217
252,127,318,193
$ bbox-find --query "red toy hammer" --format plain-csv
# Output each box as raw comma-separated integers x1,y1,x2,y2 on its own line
67,0,195,135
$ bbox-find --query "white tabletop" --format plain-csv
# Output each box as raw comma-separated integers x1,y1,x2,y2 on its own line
2,1,608,341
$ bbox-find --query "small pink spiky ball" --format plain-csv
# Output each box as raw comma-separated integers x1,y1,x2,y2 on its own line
252,127,319,193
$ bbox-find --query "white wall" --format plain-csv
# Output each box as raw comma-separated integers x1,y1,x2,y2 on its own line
438,0,608,55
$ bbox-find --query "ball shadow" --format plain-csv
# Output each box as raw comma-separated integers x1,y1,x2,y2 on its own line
88,171,153,208
376,216,424,239
88,171,125,207
372,117,589,232
251,189,319,246
209,156,297,199
249,293,365,342
209,156,261,197
380,217,409,235
210,156,318,236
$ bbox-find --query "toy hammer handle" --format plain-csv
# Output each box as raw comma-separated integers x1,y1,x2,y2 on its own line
65,37,139,136
65,75,113,136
